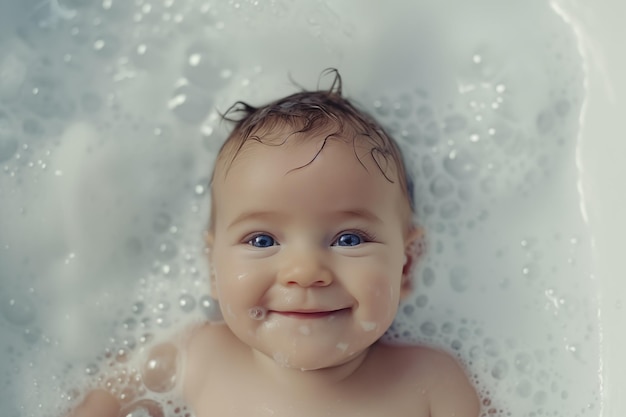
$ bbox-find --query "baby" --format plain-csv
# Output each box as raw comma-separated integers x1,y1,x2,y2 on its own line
71,71,480,417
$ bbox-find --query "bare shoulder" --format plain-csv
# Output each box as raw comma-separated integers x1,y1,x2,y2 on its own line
376,344,481,417
417,346,480,417
182,322,235,399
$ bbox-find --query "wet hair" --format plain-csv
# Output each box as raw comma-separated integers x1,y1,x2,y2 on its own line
209,68,415,229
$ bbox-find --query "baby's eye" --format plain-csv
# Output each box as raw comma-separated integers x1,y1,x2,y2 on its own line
247,234,276,248
333,233,364,247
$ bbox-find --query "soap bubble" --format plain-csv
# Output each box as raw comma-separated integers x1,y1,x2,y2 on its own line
419,321,437,337
443,149,479,181
422,267,436,287
119,399,165,417
491,359,509,380
1,295,37,326
515,352,534,374
178,294,196,313
429,175,454,199
248,306,267,320
155,240,178,261
199,295,222,321
141,343,178,393
415,295,428,308
132,302,145,315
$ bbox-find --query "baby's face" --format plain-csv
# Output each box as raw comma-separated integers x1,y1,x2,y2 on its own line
208,130,417,370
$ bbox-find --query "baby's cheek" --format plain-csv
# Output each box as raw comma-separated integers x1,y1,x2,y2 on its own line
364,277,399,321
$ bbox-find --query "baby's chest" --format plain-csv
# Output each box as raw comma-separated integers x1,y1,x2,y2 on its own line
188,373,430,417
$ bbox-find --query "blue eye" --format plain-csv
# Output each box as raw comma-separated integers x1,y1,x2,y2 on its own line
248,234,276,248
334,233,363,247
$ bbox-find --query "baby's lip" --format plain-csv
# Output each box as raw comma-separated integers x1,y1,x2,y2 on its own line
272,308,350,319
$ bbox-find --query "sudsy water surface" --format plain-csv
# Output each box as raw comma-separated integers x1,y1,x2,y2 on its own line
0,0,600,416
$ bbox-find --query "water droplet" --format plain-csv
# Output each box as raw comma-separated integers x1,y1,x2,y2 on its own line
194,180,207,196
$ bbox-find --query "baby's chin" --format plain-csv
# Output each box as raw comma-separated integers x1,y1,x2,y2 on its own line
263,344,372,372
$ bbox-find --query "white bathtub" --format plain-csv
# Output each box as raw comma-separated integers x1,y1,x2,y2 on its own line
0,0,624,416
566,0,626,415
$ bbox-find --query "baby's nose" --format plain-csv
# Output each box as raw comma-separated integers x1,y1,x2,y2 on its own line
277,250,333,287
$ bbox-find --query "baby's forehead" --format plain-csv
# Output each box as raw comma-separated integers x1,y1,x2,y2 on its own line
216,120,368,174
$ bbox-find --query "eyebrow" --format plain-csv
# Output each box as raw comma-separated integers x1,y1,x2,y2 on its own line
226,209,383,230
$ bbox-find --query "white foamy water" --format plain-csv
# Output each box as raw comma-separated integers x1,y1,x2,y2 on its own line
0,0,601,416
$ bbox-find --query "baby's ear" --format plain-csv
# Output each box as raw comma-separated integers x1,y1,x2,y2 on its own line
400,226,424,300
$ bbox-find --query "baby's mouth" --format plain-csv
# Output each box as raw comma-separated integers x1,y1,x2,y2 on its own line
272,308,350,319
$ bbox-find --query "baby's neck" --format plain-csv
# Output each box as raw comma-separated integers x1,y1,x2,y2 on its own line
251,345,373,389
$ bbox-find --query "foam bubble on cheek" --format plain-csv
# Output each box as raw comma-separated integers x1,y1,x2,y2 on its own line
272,352,290,368
360,321,378,332
248,306,267,320
336,342,349,352
237,273,248,281
298,325,311,335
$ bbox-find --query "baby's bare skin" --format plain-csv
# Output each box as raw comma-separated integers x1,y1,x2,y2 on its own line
70,92,480,417
184,323,479,417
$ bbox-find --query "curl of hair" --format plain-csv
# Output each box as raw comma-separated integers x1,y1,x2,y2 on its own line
213,68,414,211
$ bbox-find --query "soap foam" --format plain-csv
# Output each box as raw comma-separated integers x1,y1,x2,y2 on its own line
0,1,600,416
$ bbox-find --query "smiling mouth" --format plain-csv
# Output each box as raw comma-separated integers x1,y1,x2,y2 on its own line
273,308,350,319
